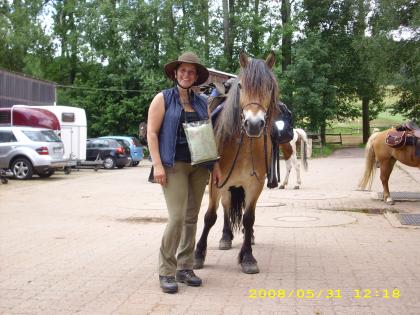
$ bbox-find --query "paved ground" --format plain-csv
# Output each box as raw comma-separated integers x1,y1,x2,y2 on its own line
0,147,419,315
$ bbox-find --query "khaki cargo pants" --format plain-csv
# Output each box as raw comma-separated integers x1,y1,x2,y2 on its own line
159,162,209,276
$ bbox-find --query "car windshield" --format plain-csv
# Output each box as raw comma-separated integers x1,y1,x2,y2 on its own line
22,130,61,142
114,139,128,147
131,137,140,146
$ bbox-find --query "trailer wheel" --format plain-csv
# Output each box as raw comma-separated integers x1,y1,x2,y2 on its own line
38,169,55,178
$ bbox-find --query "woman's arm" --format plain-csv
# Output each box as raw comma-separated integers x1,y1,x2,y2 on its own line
147,93,166,186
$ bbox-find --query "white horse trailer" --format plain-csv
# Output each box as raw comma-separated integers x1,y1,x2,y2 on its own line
32,105,87,163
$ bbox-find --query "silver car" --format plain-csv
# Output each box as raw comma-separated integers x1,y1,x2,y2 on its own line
0,126,68,179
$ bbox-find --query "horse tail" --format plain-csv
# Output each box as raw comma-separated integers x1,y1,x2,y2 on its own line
228,186,245,232
358,132,379,190
296,128,309,171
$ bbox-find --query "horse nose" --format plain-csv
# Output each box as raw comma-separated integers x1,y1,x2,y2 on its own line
244,117,265,138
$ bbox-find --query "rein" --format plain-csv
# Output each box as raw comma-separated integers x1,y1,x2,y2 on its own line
216,131,245,189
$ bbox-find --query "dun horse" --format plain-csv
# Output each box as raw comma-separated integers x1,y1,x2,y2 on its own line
214,128,309,250
358,128,420,204
194,52,279,274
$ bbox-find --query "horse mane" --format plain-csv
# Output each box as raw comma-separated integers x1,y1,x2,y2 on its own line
215,57,279,150
214,78,241,148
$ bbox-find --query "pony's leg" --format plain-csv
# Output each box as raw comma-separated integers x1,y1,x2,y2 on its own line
220,195,233,250
239,206,259,274
294,154,301,189
279,158,292,189
194,188,221,269
379,158,396,205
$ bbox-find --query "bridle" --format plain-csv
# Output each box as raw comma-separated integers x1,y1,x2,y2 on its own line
216,100,272,189
240,102,268,138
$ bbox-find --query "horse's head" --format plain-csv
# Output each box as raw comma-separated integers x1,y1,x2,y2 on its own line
215,52,279,148
237,51,278,138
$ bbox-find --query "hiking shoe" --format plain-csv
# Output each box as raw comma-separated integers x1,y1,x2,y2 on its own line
175,269,202,287
159,275,178,293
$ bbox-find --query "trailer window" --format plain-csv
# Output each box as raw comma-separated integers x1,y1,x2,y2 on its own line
62,112,75,122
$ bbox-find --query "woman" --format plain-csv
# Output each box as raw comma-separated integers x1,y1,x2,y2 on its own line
147,52,221,294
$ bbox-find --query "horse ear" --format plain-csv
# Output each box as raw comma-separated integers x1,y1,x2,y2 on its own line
265,51,276,69
239,51,249,68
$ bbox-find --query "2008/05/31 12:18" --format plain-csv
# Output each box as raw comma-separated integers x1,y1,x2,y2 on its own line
248,289,401,299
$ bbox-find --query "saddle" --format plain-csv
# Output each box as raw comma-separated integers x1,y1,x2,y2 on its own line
385,121,420,157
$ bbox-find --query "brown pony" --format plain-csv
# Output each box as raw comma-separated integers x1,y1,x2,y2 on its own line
194,52,279,274
358,129,420,204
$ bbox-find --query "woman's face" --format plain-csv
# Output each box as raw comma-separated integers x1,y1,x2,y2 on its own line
175,63,197,89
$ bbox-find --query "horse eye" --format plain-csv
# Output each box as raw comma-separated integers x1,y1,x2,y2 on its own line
238,83,242,89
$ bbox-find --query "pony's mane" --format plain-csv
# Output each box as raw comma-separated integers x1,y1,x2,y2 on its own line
215,57,279,149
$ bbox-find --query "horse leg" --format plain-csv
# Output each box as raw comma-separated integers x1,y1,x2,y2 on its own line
279,158,292,189
379,158,396,205
194,191,220,269
294,154,301,189
239,207,259,274
219,207,234,250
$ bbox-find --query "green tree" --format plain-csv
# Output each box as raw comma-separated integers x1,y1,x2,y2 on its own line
0,0,53,77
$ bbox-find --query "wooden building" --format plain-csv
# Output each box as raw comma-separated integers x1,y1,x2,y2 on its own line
207,68,236,84
0,69,56,108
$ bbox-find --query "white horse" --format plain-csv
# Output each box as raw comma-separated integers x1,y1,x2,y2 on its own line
279,128,309,189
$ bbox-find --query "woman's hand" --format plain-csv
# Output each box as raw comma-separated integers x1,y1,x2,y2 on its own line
154,164,167,186
212,162,222,186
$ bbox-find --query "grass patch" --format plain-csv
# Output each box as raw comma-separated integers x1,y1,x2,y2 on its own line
311,144,335,158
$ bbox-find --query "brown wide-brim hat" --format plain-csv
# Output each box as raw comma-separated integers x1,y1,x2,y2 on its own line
164,52,209,86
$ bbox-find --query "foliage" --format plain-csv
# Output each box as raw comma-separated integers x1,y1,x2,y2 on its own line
1,0,418,137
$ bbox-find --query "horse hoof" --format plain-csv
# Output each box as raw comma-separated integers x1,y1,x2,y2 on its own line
219,239,232,250
194,258,205,269
279,185,285,189
241,262,260,274
385,199,395,205
294,185,300,189
251,236,255,245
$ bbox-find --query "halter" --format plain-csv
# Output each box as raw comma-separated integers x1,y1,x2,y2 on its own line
240,102,268,138
216,101,272,189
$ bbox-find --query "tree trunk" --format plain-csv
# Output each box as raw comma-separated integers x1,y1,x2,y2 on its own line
362,97,370,143
250,0,260,57
223,0,234,70
281,0,292,72
201,0,210,60
320,121,326,146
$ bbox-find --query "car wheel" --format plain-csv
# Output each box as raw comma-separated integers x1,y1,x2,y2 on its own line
103,156,116,169
132,161,139,167
38,169,55,178
11,158,33,180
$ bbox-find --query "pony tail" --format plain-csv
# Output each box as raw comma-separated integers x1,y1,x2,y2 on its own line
296,129,308,170
358,133,378,190
228,187,245,232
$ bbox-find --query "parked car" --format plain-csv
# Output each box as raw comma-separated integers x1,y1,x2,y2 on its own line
99,136,143,166
0,126,68,179
86,138,129,169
